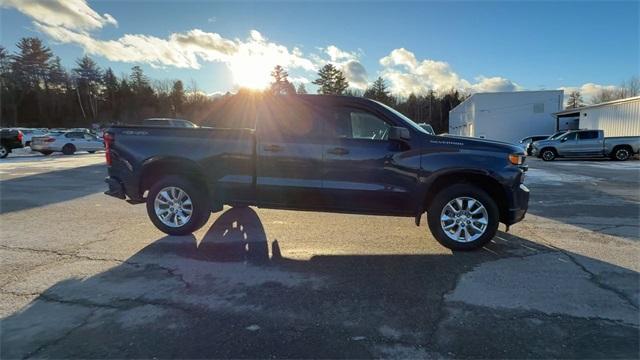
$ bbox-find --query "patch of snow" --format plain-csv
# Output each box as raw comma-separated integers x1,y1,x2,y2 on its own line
525,168,599,185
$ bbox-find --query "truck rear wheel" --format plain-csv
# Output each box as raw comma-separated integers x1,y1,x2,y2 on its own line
613,147,631,161
146,175,211,235
427,184,499,251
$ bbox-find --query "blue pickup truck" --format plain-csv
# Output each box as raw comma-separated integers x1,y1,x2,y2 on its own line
103,95,529,250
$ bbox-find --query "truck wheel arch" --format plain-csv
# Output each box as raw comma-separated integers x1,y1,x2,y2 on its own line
139,157,209,199
422,171,508,224
611,145,633,161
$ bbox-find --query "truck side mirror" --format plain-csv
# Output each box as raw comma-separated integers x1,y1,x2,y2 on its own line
388,126,411,142
561,137,568,142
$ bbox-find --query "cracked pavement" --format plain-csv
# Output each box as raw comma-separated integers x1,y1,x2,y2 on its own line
1,153,639,358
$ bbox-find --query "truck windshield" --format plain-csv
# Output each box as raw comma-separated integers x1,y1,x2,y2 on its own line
375,101,430,135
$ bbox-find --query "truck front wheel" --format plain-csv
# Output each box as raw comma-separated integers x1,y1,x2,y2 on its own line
146,175,211,235
427,184,499,251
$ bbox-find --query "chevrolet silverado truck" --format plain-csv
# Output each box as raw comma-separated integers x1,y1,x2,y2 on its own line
532,129,640,161
104,95,529,250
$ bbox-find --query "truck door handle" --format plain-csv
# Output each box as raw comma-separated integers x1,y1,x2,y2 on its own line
328,147,349,155
263,144,282,152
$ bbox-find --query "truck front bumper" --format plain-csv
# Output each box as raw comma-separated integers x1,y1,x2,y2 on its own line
505,183,529,225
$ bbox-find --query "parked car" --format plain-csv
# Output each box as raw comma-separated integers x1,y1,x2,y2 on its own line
142,118,198,128
104,95,529,251
31,131,104,155
532,129,640,161
14,128,47,147
417,123,435,135
519,135,550,155
0,128,24,158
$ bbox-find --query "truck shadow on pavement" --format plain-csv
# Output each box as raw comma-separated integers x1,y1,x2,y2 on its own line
2,207,639,359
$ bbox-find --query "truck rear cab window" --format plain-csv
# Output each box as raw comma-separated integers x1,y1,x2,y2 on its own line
578,131,599,140
258,97,322,140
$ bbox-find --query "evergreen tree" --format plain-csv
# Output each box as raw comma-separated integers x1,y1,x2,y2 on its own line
12,37,53,90
296,83,307,94
313,64,349,95
73,55,102,122
364,77,393,105
269,65,295,95
129,65,151,93
47,56,68,90
170,80,185,115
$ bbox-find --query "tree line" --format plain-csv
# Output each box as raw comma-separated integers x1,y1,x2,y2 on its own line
1,36,470,133
565,76,639,109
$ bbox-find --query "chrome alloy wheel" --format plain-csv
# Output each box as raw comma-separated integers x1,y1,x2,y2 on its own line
440,197,489,243
0,146,7,157
154,186,193,228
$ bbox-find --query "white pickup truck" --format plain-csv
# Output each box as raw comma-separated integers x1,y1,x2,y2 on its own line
531,129,640,161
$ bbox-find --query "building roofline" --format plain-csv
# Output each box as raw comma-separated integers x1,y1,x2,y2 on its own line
554,96,640,116
450,89,564,113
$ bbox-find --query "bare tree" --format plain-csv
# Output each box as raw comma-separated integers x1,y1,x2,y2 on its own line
566,91,584,109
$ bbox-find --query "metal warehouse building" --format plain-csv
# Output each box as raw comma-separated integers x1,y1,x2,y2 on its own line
554,96,640,136
448,90,563,144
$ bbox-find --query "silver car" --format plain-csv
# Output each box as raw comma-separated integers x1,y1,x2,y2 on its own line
31,131,104,155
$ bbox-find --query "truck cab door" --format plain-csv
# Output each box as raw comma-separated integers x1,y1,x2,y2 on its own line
557,132,578,155
256,98,324,208
576,130,603,156
321,106,416,214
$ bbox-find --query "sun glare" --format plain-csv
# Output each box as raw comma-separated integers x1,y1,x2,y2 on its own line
228,55,273,90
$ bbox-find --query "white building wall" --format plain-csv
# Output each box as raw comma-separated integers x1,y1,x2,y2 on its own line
449,90,563,144
579,98,640,136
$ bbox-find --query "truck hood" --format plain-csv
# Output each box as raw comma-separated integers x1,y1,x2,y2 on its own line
531,139,557,147
436,135,524,154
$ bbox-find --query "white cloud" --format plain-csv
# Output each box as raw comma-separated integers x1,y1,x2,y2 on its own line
1,0,117,30
558,83,618,103
316,45,369,90
325,45,356,62
379,48,525,96
471,76,521,93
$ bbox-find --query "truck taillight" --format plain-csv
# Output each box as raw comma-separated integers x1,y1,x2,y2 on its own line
104,132,114,165
44,137,56,142
17,130,23,143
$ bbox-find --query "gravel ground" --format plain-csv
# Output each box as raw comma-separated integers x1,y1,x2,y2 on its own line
1,153,638,359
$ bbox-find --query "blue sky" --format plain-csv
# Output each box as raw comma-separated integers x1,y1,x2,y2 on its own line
1,1,638,99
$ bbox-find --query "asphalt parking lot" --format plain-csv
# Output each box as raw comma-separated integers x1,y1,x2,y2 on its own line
1,152,638,359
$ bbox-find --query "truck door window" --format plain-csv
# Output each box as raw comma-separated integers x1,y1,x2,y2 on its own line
259,98,321,139
328,108,391,140
563,132,577,141
578,131,598,140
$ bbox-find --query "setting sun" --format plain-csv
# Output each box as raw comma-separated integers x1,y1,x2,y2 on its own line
228,56,273,89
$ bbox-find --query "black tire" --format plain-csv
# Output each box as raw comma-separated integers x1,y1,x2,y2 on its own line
62,144,76,155
541,148,556,161
0,145,8,159
146,175,211,236
88,151,96,154
612,147,631,161
427,184,499,251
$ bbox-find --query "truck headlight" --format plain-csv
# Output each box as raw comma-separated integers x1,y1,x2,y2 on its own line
508,153,525,165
